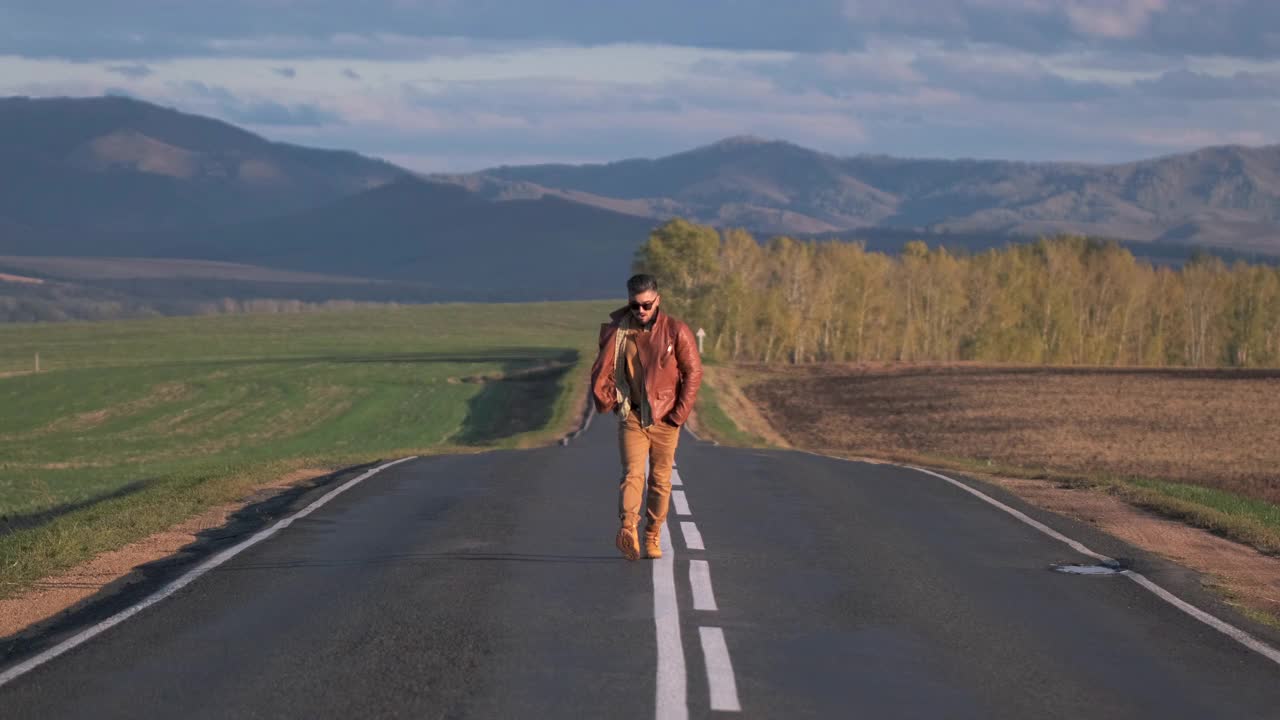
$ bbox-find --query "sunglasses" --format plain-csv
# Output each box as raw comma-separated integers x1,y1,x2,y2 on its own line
629,299,657,311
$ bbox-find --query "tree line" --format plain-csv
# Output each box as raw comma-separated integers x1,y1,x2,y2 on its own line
634,219,1280,368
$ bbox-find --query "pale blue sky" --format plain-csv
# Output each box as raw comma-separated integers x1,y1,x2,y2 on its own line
2,1,1278,171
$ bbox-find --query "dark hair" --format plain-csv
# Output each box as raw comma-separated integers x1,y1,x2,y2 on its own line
627,274,658,295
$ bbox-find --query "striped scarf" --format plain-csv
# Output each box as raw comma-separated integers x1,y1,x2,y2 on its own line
612,312,653,424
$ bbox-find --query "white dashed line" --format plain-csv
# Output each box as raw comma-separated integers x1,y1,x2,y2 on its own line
689,560,718,611
679,521,704,551
0,456,419,689
653,523,689,720
699,627,742,712
671,490,691,516
654,460,742,717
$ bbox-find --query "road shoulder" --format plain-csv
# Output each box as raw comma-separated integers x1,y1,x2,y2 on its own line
694,365,1280,633
0,461,380,657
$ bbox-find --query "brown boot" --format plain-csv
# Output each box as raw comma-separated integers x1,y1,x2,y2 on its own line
616,525,640,561
644,534,663,559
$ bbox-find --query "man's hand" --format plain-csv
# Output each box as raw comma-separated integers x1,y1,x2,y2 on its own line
666,322,703,426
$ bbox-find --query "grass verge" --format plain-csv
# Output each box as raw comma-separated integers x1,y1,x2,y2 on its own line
692,381,765,447
689,363,778,447
0,301,613,599
790,444,1280,558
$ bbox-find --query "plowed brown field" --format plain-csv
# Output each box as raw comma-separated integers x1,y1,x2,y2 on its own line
742,363,1280,505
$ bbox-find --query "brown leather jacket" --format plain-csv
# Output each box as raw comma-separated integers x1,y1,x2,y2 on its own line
590,306,703,426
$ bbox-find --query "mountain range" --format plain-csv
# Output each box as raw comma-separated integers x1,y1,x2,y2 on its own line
0,96,655,301
1,96,1278,312
450,136,1280,255
0,96,404,233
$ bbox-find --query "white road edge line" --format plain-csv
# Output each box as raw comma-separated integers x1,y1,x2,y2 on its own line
671,490,691,516
699,627,742,712
1124,570,1280,667
653,523,689,720
0,455,419,689
910,467,1116,565
671,467,683,487
689,560,718,611
679,521,705,551
910,465,1280,669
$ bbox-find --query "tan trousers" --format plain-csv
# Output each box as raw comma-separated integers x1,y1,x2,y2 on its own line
618,411,681,539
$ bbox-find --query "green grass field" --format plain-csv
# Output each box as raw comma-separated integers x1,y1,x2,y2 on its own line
690,373,764,447
0,301,615,597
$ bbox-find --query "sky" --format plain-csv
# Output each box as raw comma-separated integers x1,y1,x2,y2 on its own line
2,0,1279,172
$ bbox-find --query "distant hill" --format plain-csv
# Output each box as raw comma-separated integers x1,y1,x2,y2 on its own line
457,136,1280,255
153,177,658,300
0,97,655,301
0,96,405,234
4,95,1277,317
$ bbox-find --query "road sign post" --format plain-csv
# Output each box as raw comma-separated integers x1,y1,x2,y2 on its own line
696,328,706,355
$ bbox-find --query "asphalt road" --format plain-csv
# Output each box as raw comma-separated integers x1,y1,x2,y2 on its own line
3,414,1280,719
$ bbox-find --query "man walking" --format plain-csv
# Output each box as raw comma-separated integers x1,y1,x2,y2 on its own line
590,274,703,561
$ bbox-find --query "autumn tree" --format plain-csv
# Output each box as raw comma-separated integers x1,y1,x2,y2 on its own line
633,219,720,322
627,218,1280,369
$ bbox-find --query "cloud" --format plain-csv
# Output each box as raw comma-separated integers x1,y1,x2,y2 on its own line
232,100,335,126
181,80,339,126
105,63,153,79
1062,0,1167,40
1,8,1277,172
910,53,1118,103
202,33,518,60
840,0,1169,42
1135,68,1280,100
841,0,1280,58
390,69,869,153
738,49,926,96
1,1,1276,60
